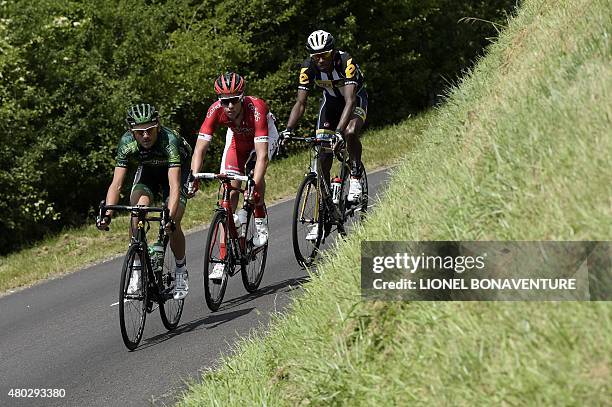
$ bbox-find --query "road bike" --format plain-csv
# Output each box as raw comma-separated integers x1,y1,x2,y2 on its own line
98,202,184,350
190,172,268,312
285,133,368,267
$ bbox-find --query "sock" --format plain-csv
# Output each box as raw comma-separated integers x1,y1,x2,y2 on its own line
220,242,227,259
254,205,265,218
175,256,186,268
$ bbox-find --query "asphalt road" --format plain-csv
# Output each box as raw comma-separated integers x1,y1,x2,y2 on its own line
0,168,391,407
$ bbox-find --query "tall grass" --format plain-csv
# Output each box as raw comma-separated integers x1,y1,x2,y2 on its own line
179,0,611,405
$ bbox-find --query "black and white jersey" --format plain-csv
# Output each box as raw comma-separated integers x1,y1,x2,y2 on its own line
297,50,365,98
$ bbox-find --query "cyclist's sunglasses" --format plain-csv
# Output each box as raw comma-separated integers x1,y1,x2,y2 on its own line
310,50,333,59
219,94,243,106
131,123,157,133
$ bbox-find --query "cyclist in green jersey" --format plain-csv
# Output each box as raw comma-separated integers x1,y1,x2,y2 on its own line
97,103,192,300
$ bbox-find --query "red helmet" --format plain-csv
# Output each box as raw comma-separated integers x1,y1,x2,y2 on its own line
214,72,245,96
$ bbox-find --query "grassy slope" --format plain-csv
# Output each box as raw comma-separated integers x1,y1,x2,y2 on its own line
179,0,611,405
0,114,425,294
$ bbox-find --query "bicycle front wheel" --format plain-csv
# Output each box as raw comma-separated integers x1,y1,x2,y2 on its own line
159,245,184,330
241,207,268,293
119,245,148,351
292,174,324,267
203,210,229,312
359,166,369,220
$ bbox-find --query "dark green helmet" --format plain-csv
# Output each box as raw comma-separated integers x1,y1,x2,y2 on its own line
126,103,159,127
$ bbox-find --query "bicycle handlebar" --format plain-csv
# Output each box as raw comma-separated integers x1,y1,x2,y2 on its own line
98,201,169,222
191,172,250,182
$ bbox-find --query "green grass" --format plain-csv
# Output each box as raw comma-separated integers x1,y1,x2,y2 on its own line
178,0,611,405
0,114,426,294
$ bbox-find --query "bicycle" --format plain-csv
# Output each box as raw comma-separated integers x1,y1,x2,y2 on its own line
98,201,184,350
285,133,368,267
189,172,268,312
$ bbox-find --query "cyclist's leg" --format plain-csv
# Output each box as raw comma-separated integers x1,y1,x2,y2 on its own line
162,168,189,298
345,88,368,170
316,93,342,183
162,167,188,261
221,128,245,212
130,165,157,233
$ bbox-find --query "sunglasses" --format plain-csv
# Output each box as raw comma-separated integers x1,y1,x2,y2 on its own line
219,95,243,106
131,124,157,134
310,50,333,59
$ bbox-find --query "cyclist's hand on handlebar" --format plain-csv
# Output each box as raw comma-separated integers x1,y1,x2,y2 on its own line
96,214,111,231
186,171,199,198
187,178,199,198
279,128,294,146
245,178,258,203
162,217,176,234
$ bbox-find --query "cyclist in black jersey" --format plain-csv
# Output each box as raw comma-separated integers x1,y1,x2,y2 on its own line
96,103,192,300
281,30,368,239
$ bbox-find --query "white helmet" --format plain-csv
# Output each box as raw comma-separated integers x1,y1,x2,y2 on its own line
306,30,335,54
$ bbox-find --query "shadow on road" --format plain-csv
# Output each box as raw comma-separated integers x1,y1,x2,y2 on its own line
135,276,310,351
217,275,311,312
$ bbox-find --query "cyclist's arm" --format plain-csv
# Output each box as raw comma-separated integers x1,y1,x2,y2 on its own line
104,166,128,216
167,167,181,220
336,83,357,133
286,89,309,130
190,137,211,174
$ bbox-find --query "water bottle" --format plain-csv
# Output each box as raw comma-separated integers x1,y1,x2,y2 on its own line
149,240,165,272
236,208,248,238
331,176,342,204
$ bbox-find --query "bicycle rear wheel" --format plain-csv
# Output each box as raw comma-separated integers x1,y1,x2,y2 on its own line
203,210,229,311
159,245,184,330
292,174,324,267
241,207,268,293
119,245,148,351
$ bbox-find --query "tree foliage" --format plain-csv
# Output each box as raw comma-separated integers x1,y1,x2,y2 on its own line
0,0,515,253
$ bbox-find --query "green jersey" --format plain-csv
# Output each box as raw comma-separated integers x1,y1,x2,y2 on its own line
115,126,192,168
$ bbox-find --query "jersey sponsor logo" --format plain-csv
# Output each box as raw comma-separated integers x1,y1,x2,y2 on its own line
206,103,222,118
247,102,261,121
314,79,336,90
299,68,310,85
345,58,356,78
254,136,269,143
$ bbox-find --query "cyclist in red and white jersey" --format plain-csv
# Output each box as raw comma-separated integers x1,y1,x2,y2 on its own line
189,72,279,279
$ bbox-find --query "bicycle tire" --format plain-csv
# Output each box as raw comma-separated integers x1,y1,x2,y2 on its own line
292,174,324,267
359,166,369,219
119,245,148,351
159,245,184,330
203,210,229,311
241,206,268,293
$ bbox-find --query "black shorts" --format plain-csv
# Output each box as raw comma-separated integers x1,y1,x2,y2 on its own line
131,165,189,206
316,87,368,137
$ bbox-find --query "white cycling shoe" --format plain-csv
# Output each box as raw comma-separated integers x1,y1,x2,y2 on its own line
347,177,362,203
306,224,320,241
253,218,268,248
173,268,189,300
209,263,225,282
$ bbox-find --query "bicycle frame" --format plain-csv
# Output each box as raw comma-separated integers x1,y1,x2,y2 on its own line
191,172,255,270
293,136,349,225
100,203,170,301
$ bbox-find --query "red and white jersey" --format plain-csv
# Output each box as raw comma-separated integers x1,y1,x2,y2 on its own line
198,96,269,147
